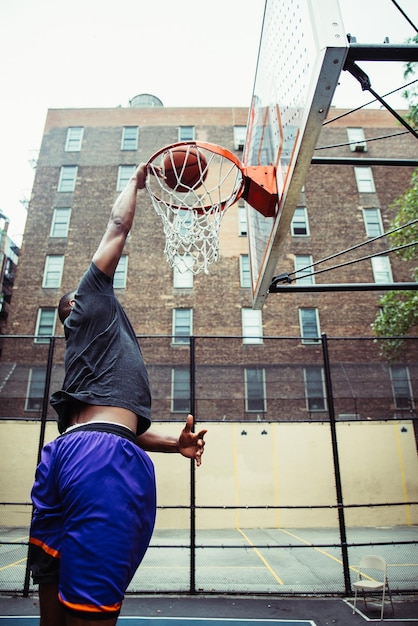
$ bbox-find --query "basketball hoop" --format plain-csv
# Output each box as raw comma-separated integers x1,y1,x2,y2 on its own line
146,141,277,275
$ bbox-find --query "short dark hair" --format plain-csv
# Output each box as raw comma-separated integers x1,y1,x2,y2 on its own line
58,290,76,324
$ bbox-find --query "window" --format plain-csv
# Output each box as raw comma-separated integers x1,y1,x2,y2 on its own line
65,127,83,151
294,255,314,285
238,203,248,236
117,165,136,191
25,367,47,411
363,208,383,238
1,258,14,282
252,124,271,165
390,365,414,411
42,255,64,288
121,126,138,151
347,127,367,152
173,308,192,344
299,308,320,343
172,367,190,412
242,308,263,344
178,126,195,141
240,255,251,288
354,167,375,193
50,208,71,238
173,256,194,288
114,255,128,288
245,368,266,412
34,308,56,344
173,209,193,237
291,206,309,236
371,256,392,283
58,166,77,192
0,294,7,317
304,366,327,412
233,125,247,150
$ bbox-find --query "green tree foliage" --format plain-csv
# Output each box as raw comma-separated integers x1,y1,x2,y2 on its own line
373,39,418,360
402,34,418,126
372,170,418,360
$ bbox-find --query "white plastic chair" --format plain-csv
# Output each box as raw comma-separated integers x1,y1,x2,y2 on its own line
352,555,394,620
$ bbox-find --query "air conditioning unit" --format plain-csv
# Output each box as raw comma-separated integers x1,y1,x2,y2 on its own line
338,413,360,420
354,142,367,152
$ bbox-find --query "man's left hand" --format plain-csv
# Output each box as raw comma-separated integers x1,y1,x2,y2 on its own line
178,414,207,466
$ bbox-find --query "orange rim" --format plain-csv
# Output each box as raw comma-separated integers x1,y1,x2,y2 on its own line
146,141,246,212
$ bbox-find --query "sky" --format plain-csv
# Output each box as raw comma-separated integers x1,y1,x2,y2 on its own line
0,0,416,245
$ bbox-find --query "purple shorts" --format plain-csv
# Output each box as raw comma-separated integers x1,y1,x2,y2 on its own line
29,423,156,620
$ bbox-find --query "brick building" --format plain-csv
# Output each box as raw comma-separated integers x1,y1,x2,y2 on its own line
0,213,20,336
1,98,417,426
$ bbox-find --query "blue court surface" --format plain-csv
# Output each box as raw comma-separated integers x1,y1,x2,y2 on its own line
0,619,316,626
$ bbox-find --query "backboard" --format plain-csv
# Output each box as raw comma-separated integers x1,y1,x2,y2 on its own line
244,0,349,309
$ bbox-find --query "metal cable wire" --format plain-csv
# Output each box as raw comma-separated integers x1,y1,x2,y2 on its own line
390,0,418,33
294,240,417,280
315,128,414,151
323,79,418,126
289,219,418,281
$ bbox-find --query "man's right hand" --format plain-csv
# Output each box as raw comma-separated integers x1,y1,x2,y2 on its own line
135,164,148,190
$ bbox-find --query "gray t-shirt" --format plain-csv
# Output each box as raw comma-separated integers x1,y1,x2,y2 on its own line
50,262,151,435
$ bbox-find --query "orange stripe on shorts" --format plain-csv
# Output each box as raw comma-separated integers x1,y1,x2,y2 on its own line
29,537,61,559
58,592,121,614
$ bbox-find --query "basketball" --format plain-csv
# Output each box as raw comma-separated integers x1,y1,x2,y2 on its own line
163,146,208,192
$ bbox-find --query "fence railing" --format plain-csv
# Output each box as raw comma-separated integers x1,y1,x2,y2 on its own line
0,333,417,596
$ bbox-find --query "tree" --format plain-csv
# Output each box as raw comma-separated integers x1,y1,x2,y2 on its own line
372,170,418,360
372,38,418,360
402,34,418,126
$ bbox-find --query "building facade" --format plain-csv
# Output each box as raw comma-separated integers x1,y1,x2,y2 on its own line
0,213,19,337
1,100,417,429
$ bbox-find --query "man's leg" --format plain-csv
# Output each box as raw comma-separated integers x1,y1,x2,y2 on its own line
39,582,66,626
39,583,119,626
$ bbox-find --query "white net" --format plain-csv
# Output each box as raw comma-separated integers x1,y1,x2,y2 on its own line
146,142,244,274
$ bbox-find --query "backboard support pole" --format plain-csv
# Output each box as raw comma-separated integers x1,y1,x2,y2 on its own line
269,282,418,293
344,59,418,140
244,1,418,310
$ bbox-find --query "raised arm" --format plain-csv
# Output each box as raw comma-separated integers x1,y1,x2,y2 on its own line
92,164,147,277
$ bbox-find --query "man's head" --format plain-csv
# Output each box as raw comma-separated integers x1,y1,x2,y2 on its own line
58,290,76,324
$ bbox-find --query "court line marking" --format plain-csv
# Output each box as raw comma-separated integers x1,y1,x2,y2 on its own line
272,423,281,529
278,529,418,575
0,558,27,572
135,566,275,570
0,619,317,625
232,424,240,528
393,421,412,525
278,528,344,565
119,615,316,626
342,598,418,622
236,528,284,585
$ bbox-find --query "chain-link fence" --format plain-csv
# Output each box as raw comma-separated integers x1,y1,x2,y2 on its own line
0,334,417,595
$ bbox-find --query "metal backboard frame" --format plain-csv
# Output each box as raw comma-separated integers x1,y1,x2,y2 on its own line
244,0,348,309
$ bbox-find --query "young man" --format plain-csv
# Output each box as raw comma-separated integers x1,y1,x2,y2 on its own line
28,163,207,625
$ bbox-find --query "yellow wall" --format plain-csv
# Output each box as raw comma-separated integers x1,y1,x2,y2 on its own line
1,420,417,529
